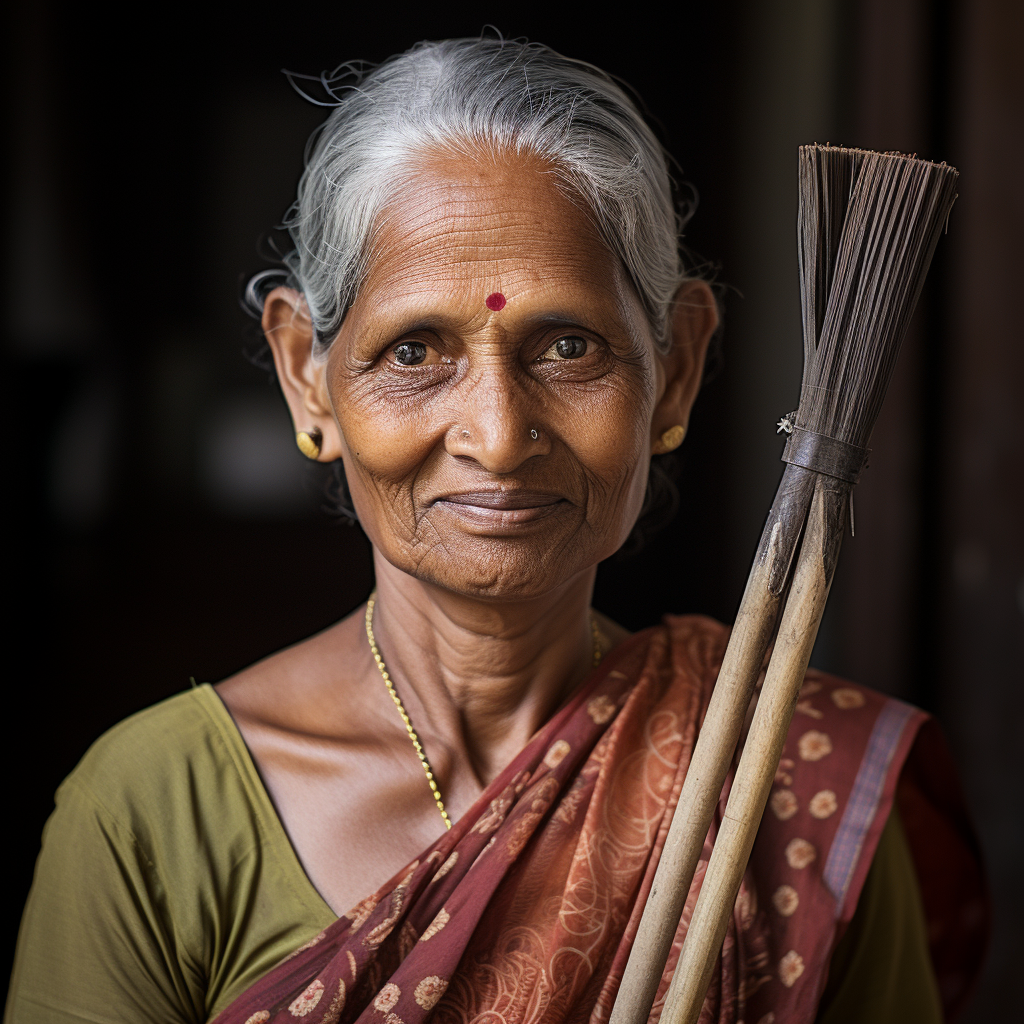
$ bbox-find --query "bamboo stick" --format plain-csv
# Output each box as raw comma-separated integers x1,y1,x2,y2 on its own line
659,477,847,1024
609,464,815,1024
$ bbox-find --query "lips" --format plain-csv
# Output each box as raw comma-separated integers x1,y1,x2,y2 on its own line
431,489,568,529
437,490,563,510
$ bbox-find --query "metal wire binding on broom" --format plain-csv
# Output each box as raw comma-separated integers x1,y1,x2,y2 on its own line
777,410,871,537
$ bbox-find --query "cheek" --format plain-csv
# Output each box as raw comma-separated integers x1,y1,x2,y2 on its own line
557,373,655,525
341,405,436,484
325,368,443,517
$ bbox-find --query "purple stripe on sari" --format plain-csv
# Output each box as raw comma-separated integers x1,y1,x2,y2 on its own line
822,698,917,912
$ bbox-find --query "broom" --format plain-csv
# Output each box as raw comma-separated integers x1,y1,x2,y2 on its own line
609,145,959,1024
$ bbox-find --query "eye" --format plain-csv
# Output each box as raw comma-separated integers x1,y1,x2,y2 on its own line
392,341,427,365
543,335,589,360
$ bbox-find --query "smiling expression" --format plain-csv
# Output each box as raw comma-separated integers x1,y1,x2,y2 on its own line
318,150,671,599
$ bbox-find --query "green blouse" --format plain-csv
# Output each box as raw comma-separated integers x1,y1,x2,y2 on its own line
5,685,941,1023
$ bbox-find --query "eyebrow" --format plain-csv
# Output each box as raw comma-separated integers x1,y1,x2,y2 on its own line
526,309,614,333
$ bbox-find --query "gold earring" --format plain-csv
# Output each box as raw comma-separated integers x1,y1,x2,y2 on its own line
296,427,323,460
657,425,686,453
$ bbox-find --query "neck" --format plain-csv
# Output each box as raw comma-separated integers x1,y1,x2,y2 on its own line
367,552,601,787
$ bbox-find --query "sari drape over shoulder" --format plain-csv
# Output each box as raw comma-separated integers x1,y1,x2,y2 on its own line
213,617,986,1024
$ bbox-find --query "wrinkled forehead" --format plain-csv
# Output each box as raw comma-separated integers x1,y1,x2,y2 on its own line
357,148,629,306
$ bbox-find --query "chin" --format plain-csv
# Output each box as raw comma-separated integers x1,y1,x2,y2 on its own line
382,529,614,602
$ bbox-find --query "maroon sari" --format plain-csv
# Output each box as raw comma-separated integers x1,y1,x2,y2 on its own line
213,617,986,1024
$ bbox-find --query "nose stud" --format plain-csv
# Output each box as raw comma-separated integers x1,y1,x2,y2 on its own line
530,429,539,440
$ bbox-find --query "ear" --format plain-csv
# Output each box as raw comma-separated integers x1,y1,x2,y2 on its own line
261,286,344,461
650,280,719,453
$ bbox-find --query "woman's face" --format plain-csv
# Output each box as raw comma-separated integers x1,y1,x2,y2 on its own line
308,151,698,600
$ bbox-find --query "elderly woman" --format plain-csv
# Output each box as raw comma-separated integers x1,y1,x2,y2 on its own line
7,37,984,1024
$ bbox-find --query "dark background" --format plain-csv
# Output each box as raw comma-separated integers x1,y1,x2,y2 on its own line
5,0,1021,1018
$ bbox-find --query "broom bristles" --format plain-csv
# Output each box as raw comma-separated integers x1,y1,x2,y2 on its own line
795,146,958,451
797,145,865,362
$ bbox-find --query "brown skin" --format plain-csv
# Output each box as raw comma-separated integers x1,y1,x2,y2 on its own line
216,150,718,916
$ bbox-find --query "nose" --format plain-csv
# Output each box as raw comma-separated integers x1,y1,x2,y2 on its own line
445,366,550,473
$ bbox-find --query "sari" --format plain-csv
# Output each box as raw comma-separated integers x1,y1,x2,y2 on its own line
212,616,986,1024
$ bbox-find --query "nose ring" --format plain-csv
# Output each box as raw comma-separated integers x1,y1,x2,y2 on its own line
530,428,539,440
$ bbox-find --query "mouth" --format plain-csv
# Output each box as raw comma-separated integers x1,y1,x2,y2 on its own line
431,489,568,529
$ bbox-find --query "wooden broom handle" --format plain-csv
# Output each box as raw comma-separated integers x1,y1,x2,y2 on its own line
659,478,847,1024
610,464,815,1024
608,576,779,1024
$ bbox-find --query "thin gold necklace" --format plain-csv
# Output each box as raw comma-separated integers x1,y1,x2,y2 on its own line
364,591,604,830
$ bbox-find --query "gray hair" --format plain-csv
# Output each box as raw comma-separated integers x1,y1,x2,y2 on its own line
270,37,693,354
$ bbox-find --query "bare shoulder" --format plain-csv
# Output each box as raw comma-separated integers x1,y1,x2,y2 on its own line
209,600,435,915
215,603,377,738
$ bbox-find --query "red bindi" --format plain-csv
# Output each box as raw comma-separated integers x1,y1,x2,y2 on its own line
485,292,507,311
